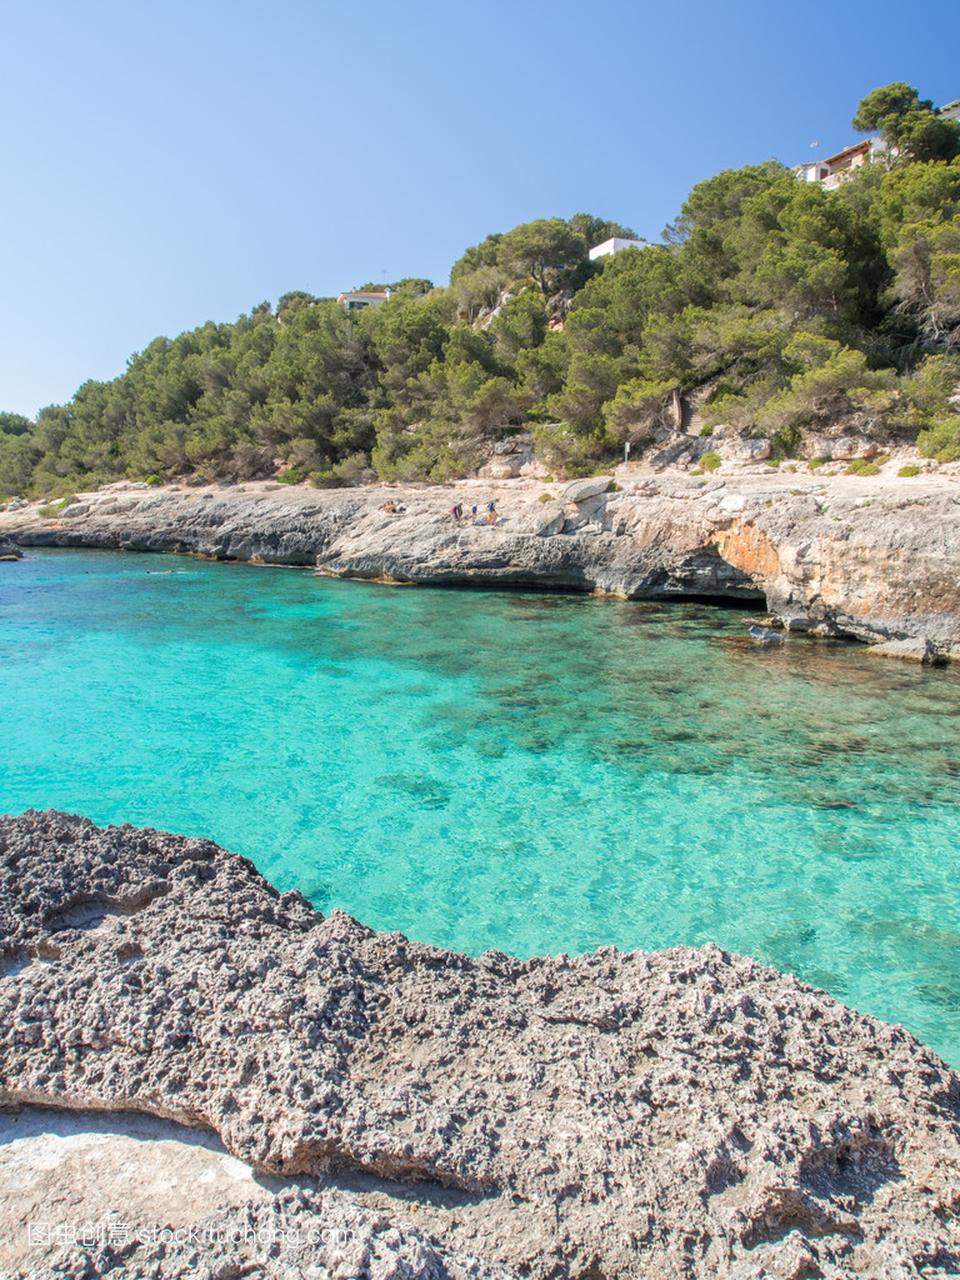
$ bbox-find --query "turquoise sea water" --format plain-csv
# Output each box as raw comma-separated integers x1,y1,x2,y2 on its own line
3,549,960,1063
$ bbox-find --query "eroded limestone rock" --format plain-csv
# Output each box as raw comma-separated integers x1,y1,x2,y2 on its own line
26,1188,509,1280
3,473,960,649
865,637,945,665
1,811,959,1279
561,475,613,503
721,437,772,464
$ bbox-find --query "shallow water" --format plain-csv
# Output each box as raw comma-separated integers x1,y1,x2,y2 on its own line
3,549,960,1063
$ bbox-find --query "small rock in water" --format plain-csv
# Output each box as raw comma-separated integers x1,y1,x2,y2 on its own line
866,636,945,665
749,624,784,646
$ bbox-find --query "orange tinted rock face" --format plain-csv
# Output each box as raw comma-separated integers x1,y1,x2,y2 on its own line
714,521,781,581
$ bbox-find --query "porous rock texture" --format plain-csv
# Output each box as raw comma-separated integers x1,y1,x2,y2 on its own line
25,1188,510,1280
2,810,960,1278
0,1107,509,1280
4,470,960,653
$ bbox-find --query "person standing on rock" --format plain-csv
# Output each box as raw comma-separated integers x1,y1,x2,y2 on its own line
485,500,497,525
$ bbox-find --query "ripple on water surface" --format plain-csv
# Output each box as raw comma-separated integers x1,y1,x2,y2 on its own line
3,549,960,1063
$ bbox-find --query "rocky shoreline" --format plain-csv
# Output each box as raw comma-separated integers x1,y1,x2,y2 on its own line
2,810,959,1278
4,469,960,658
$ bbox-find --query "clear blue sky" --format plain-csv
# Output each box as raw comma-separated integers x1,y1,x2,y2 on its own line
1,0,956,417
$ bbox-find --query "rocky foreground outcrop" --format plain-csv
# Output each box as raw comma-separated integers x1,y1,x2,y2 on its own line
4,470,960,655
2,811,959,1278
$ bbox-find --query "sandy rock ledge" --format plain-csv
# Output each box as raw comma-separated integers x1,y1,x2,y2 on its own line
5,470,960,654
1,810,959,1278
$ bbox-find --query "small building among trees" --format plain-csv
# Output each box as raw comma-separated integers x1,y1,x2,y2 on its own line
794,92,959,187
588,236,650,261
337,288,392,311
794,138,887,189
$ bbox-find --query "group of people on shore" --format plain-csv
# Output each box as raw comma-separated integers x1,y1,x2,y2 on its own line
450,500,498,526
378,496,500,525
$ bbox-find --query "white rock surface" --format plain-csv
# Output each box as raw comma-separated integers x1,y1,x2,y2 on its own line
561,475,613,503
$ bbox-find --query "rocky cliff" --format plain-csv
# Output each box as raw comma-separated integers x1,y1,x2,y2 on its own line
2,811,959,1279
3,470,960,656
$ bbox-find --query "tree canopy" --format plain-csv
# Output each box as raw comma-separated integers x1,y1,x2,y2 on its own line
4,81,960,497
853,82,960,164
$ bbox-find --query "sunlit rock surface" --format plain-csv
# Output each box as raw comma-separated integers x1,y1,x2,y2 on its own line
4,471,960,653
2,810,959,1278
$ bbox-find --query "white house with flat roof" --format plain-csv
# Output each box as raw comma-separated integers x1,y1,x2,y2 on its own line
588,236,650,261
337,288,393,311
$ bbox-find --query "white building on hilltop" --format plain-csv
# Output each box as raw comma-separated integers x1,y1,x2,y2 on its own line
337,288,393,311
588,236,651,261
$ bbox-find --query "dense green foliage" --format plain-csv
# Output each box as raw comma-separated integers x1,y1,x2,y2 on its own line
853,83,960,164
5,83,960,496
